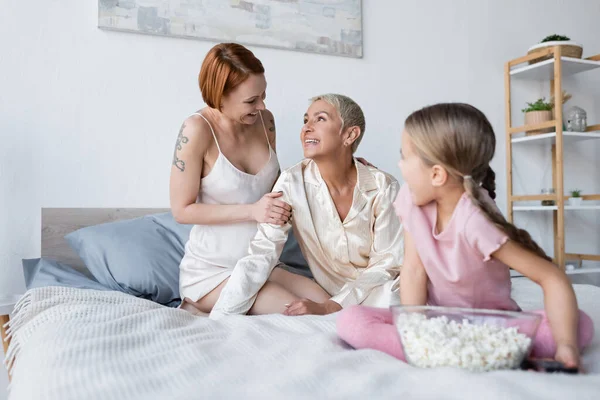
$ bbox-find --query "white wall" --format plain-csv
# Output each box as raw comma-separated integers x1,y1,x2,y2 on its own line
2,1,600,296
1,0,600,397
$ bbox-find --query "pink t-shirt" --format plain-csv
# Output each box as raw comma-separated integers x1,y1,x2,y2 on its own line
394,184,519,311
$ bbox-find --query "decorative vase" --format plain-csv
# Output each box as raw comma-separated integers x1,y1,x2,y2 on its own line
527,41,583,65
525,110,554,135
565,106,587,132
569,197,583,206
541,188,556,206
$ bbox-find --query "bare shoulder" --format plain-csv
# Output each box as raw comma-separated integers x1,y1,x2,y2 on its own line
180,113,214,143
171,112,216,172
174,113,217,154
260,109,276,148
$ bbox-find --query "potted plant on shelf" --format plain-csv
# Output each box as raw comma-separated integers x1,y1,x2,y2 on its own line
522,98,553,134
569,189,583,206
527,34,583,65
522,91,572,135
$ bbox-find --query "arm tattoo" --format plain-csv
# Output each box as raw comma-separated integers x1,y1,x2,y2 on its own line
269,118,275,132
172,123,189,172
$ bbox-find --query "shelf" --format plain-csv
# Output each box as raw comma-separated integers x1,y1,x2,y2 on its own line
511,194,600,202
511,267,600,278
511,131,600,144
509,120,556,134
513,205,600,211
505,52,600,270
510,57,600,80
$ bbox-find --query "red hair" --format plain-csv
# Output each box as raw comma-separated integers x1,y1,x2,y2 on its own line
199,43,265,109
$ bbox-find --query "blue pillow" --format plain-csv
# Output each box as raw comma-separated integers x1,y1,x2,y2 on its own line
65,212,192,307
22,258,109,291
65,212,311,307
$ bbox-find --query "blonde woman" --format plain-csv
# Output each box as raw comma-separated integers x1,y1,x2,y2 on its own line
210,94,404,319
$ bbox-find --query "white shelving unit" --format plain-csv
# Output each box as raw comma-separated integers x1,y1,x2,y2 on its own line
513,205,600,211
511,267,600,278
511,131,600,145
505,48,600,269
510,56,600,80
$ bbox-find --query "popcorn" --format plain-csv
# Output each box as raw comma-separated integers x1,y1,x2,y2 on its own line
396,313,532,372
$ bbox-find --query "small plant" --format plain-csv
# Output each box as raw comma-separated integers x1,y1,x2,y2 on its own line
522,98,553,113
569,189,583,206
540,34,571,43
522,91,572,113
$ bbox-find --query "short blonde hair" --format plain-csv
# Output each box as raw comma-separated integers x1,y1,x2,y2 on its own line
310,94,365,153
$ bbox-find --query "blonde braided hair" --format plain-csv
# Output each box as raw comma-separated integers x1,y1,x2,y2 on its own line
405,103,552,262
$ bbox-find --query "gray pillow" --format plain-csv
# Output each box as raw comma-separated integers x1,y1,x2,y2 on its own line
65,212,192,306
22,258,109,291
280,230,313,279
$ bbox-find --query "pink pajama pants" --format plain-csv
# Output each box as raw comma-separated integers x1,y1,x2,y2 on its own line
336,305,595,361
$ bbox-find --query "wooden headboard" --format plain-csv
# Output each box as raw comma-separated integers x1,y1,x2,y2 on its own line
41,208,169,269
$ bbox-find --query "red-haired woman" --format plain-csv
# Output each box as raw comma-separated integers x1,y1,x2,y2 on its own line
171,43,330,315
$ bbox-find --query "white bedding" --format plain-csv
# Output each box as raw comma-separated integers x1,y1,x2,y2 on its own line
4,279,600,400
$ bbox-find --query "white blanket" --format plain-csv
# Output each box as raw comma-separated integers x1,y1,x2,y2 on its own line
4,280,600,400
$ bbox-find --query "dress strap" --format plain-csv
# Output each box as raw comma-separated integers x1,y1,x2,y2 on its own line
191,112,221,153
258,110,272,151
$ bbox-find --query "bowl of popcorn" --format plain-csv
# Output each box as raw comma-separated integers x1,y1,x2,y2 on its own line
391,306,542,372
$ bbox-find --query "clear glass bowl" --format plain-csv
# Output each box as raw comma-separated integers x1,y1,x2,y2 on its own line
391,306,542,372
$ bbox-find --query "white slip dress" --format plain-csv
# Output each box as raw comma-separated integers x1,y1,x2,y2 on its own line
179,110,280,302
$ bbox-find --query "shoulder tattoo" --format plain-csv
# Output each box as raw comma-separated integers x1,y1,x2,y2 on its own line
172,123,189,172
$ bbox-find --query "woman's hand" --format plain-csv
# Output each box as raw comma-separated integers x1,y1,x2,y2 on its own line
284,299,342,316
251,192,292,225
554,343,581,370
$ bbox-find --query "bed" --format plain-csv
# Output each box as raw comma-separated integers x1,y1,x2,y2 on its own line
3,208,600,399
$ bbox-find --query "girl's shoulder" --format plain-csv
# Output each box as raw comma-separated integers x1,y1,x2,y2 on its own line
460,191,510,261
460,189,501,229
393,184,436,229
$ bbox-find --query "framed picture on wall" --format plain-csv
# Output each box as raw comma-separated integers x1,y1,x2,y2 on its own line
98,0,363,58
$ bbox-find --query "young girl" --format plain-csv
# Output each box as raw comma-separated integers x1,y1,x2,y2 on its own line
336,103,594,369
